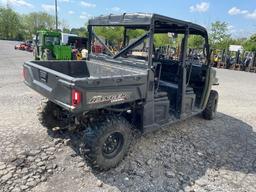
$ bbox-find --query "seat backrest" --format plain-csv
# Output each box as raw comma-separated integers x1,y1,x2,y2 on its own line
160,59,179,82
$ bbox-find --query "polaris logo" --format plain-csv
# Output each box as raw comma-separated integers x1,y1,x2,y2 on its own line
89,93,129,104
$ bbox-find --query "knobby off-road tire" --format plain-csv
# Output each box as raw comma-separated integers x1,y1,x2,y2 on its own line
39,100,59,129
81,116,132,170
202,90,219,120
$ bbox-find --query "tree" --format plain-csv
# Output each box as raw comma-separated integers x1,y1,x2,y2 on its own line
0,7,70,40
62,28,71,33
154,34,172,47
59,19,69,32
226,37,245,46
243,34,256,51
209,21,231,49
22,12,55,38
93,26,124,48
188,35,204,49
127,29,145,40
70,27,88,37
0,7,22,40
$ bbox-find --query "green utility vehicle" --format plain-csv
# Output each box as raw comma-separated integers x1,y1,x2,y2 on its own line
34,30,72,60
24,13,219,170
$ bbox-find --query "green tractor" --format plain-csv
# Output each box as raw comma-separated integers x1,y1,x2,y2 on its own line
34,30,72,60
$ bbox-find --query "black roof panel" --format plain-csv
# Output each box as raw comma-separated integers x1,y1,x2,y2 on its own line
88,13,208,36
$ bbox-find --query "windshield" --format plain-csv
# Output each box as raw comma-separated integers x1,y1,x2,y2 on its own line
44,36,60,46
91,26,150,61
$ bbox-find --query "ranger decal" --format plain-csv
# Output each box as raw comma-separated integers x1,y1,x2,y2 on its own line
89,93,129,104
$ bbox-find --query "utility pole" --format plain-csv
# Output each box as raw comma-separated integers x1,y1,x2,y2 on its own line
55,0,58,30
6,0,10,8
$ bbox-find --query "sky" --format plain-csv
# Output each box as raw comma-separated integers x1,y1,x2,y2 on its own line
1,0,256,38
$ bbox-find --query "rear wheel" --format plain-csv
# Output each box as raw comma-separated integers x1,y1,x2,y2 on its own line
202,90,218,120
39,100,73,129
39,100,59,129
81,116,132,170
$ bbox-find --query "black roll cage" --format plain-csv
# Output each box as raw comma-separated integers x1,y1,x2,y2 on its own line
87,13,211,117
89,27,151,60
87,13,211,67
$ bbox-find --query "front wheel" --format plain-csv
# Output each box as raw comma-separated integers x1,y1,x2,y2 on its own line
81,116,132,170
202,90,219,120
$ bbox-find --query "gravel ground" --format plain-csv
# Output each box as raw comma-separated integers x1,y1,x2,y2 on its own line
0,40,256,192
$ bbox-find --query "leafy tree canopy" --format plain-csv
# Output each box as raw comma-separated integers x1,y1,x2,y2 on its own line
209,21,231,50
243,34,256,51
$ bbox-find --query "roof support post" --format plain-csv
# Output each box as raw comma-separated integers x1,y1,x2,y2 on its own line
87,25,92,60
144,18,155,102
204,34,211,66
122,28,127,48
142,19,156,131
148,21,155,68
177,26,189,117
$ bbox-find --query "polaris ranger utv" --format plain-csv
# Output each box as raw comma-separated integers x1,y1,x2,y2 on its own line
23,13,219,170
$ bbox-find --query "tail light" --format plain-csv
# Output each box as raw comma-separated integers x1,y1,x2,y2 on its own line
72,89,81,107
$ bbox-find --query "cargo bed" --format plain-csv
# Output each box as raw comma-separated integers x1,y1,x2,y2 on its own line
23,59,148,113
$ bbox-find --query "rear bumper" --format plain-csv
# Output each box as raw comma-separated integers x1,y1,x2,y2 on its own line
23,64,78,113
24,80,76,112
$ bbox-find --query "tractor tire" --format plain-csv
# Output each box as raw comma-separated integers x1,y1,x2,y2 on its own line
42,49,53,60
202,90,219,120
81,115,132,170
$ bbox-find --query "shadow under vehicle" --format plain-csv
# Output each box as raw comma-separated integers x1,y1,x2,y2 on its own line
23,13,219,170
44,112,256,191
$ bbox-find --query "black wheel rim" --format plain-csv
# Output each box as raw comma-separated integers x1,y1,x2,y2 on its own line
102,132,124,159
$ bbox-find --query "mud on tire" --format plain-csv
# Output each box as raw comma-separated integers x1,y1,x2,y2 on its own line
81,115,132,170
202,90,219,120
38,100,59,129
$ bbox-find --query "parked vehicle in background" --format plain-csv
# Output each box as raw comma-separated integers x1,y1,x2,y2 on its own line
23,13,219,170
34,30,72,60
14,40,32,51
25,40,33,52
250,52,256,72
210,49,226,68
228,45,244,70
14,42,26,50
61,33,78,45
68,36,88,60
34,30,88,60
243,51,256,72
